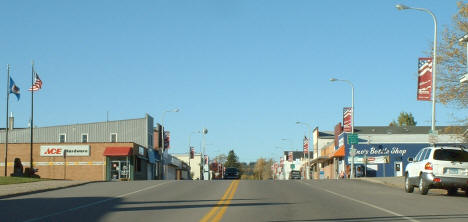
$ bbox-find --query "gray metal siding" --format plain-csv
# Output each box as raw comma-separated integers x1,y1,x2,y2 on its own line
0,116,154,147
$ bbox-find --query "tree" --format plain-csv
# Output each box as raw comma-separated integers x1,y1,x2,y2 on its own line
435,2,468,108
389,112,417,126
225,150,240,169
253,158,274,180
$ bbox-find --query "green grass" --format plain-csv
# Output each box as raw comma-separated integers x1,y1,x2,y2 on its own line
0,176,47,185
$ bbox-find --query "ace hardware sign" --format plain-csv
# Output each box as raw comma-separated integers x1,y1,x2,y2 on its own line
40,145,90,157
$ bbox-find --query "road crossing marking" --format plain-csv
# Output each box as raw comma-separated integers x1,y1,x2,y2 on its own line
300,181,419,222
200,180,240,222
23,181,174,222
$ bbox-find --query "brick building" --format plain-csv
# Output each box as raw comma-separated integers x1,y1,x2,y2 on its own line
0,114,157,181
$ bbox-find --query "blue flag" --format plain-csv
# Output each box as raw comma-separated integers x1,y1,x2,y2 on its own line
9,77,20,100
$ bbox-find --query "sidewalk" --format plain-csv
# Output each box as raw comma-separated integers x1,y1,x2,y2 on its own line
358,176,404,189
0,180,90,199
358,176,448,194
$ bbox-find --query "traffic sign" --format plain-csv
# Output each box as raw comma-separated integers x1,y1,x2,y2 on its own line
348,133,359,145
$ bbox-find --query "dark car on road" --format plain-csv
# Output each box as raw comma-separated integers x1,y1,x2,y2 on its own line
289,170,301,180
224,167,240,179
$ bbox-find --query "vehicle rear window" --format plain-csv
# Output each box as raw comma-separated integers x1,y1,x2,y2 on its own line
226,168,238,173
433,149,468,162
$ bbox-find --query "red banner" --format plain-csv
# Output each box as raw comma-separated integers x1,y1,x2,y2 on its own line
303,136,309,154
417,58,433,101
343,107,352,132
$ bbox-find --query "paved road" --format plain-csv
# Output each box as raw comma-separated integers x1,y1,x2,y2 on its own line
1,180,468,222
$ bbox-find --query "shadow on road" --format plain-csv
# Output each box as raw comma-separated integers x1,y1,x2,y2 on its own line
270,214,468,222
0,196,291,222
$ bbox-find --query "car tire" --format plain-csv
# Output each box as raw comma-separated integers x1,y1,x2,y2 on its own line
447,188,458,196
419,176,429,195
465,189,468,197
405,175,414,193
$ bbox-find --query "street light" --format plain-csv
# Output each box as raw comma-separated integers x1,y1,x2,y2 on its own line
330,77,355,178
296,121,312,179
459,34,468,84
201,128,208,180
160,108,180,179
396,4,438,133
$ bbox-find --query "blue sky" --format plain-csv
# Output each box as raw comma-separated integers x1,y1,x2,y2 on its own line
0,0,465,163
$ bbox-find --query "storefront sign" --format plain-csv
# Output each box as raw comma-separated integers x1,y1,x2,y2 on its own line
347,156,389,164
138,146,145,156
354,146,407,156
40,145,90,157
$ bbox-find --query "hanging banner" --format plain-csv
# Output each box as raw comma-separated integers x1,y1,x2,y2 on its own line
343,107,352,132
164,132,170,149
190,146,195,159
303,136,309,154
288,152,293,162
417,57,433,101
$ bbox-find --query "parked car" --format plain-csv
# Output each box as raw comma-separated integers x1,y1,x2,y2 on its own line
404,146,468,196
224,167,240,179
289,170,301,180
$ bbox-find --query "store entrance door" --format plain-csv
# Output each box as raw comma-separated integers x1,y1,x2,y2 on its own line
111,160,129,180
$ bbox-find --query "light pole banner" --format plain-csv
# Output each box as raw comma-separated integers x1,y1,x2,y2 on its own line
303,136,309,154
288,152,293,162
343,107,352,132
417,57,433,101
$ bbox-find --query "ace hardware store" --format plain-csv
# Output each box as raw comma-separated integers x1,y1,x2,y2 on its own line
0,114,159,181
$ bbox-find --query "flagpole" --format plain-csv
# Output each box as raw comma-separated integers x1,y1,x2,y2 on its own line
30,61,34,176
4,64,10,176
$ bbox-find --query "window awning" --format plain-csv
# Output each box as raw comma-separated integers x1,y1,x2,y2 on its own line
103,147,132,156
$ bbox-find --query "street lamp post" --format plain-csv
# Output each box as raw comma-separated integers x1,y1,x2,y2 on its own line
160,108,179,180
459,34,468,83
330,78,355,178
201,128,208,180
296,121,312,180
396,4,438,133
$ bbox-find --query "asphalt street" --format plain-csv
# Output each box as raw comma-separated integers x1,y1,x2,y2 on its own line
1,179,468,222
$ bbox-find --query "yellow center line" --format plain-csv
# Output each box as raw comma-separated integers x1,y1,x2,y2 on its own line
200,180,240,222
211,180,240,222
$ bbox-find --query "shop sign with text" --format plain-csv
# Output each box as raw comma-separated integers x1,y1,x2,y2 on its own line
40,145,90,157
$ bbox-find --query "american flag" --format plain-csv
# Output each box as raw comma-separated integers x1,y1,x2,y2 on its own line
28,72,43,91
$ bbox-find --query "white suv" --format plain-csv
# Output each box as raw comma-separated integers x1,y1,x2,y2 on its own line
404,146,468,196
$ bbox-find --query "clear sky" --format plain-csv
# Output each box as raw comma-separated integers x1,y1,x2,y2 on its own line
0,0,465,163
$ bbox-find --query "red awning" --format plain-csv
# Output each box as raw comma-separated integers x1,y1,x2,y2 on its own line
103,147,132,156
